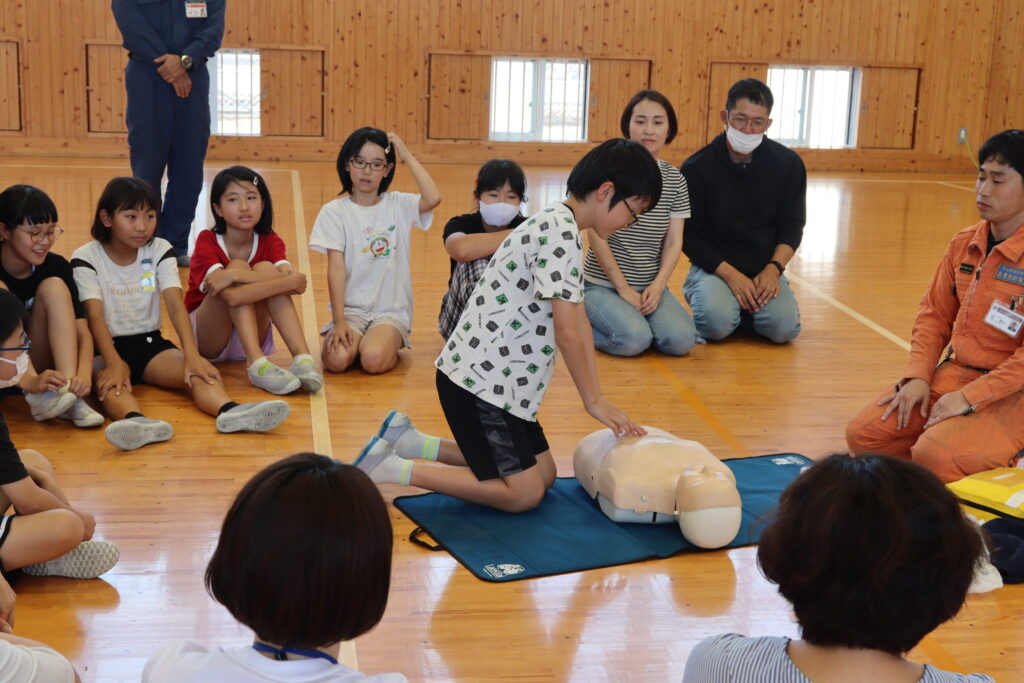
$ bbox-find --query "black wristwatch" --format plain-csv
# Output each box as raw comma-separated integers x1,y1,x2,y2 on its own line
770,260,785,275
180,54,194,70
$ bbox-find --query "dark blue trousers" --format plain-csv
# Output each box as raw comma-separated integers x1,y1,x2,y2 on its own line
125,60,210,255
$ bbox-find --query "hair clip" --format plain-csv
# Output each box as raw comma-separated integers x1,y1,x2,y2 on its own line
252,176,259,186
384,143,392,155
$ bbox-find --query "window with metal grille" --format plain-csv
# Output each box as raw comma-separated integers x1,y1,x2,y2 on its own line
767,66,858,148
489,58,589,142
208,49,261,136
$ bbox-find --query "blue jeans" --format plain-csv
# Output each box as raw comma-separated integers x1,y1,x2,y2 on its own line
584,282,697,356
683,265,801,343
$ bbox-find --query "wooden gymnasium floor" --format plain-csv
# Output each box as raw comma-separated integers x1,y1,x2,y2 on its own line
0,159,1020,682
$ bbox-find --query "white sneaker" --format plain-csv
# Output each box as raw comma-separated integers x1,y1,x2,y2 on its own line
104,416,173,450
58,398,104,428
24,390,77,422
288,357,324,393
216,400,290,433
248,360,301,395
22,540,120,579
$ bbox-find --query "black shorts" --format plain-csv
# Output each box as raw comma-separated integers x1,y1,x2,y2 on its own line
436,369,549,481
112,331,178,384
0,514,17,582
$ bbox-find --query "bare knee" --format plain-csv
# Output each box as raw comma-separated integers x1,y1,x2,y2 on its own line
36,276,72,302
48,509,86,550
17,449,52,472
493,481,547,513
321,346,354,373
225,259,252,271
251,260,277,273
359,348,397,374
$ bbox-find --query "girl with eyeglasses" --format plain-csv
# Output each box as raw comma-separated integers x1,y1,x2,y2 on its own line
309,127,441,375
0,185,104,428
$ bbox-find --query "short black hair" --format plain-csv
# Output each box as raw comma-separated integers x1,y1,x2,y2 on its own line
726,78,774,114
620,90,678,144
474,159,527,201
758,453,983,656
90,177,161,243
0,288,28,343
336,127,396,196
210,166,275,235
566,138,661,210
978,129,1024,179
0,185,58,234
206,453,393,649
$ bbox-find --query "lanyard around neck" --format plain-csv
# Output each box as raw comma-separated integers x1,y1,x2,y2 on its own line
252,642,338,665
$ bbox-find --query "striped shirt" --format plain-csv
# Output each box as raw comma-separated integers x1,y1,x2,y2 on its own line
583,159,690,289
682,634,995,682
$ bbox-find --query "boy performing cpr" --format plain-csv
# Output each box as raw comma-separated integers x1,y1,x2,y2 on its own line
356,139,660,512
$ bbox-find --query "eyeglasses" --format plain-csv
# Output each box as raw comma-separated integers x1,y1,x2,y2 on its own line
349,157,389,172
727,113,769,133
16,226,64,244
615,190,640,228
0,332,30,352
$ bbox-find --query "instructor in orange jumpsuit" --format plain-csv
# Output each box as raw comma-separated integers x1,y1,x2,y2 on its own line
846,130,1024,482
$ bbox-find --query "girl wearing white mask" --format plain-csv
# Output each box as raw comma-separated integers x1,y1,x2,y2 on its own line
0,288,119,594
438,160,528,338
582,91,697,357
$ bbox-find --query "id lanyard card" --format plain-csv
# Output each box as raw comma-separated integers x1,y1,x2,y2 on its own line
984,300,1024,338
185,2,208,18
141,258,156,292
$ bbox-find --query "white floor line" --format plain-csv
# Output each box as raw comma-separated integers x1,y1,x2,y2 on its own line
288,169,358,670
934,180,975,192
787,273,911,351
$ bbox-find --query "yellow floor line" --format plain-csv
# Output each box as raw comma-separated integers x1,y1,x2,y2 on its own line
787,273,911,352
646,357,752,458
288,169,357,670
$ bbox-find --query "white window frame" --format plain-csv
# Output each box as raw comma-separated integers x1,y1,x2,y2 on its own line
489,57,589,143
767,65,859,149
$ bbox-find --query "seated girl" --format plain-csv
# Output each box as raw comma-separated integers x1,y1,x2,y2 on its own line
682,453,993,682
71,177,289,451
438,159,527,338
186,166,323,395
0,288,119,588
0,185,102,427
143,453,405,682
310,128,441,374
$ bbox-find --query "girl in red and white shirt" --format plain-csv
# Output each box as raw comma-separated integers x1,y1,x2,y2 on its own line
187,167,323,395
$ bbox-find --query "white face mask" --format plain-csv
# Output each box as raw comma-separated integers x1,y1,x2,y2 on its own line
479,202,521,227
0,350,29,389
725,125,764,155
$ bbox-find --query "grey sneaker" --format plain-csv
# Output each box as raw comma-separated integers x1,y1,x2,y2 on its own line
216,400,290,433
248,360,301,395
288,358,324,393
104,416,173,450
22,540,120,579
58,398,105,428
24,389,78,421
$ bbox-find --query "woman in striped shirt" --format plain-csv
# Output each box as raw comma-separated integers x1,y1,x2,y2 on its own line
583,90,697,356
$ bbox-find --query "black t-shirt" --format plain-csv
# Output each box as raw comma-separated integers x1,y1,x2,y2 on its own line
0,247,85,319
0,413,28,487
442,212,527,284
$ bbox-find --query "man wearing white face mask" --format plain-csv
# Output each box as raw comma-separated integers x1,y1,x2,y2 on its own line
680,78,806,344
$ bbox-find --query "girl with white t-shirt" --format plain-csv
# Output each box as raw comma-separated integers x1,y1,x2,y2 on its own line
310,127,440,374
72,178,290,451
186,166,323,396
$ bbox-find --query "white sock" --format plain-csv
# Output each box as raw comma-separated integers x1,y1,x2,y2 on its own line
369,453,413,485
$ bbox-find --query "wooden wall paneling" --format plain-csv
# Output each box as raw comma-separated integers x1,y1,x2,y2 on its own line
0,42,21,131
261,49,325,136
856,67,919,149
587,58,651,142
705,62,769,143
427,53,489,140
85,44,127,134
984,0,1024,136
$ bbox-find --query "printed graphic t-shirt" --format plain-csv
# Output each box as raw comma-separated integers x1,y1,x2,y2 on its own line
308,192,433,331
436,203,584,421
71,238,181,337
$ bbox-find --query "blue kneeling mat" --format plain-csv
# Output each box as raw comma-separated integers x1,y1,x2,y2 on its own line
392,453,811,582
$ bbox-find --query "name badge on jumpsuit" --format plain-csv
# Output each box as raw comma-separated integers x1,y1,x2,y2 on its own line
185,2,207,18
141,258,156,292
985,301,1024,337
